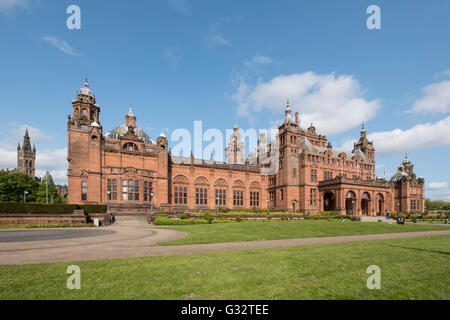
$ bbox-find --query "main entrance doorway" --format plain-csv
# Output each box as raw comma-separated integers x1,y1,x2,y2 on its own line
361,192,371,215
345,191,356,215
323,192,335,211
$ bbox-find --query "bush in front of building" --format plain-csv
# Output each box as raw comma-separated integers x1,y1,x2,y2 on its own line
0,202,78,214
0,202,107,214
79,204,108,214
154,216,234,225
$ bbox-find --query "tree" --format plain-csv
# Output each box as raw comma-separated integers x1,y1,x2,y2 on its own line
35,172,62,203
0,171,39,202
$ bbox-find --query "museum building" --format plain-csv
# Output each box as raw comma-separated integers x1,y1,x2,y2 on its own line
67,80,425,215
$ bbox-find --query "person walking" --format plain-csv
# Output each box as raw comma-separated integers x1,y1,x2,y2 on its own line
386,211,391,224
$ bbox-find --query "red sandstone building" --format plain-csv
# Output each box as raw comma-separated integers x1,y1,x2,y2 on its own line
67,81,425,215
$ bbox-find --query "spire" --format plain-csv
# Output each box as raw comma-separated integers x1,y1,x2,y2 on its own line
22,128,31,151
128,107,134,117
84,77,89,88
360,122,367,139
284,100,292,121
17,142,21,150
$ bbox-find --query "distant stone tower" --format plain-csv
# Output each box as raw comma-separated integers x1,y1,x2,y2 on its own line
225,124,245,164
17,129,36,178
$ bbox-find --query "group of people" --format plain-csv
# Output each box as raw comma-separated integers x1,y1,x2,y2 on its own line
385,212,405,225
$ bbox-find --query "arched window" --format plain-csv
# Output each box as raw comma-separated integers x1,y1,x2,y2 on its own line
123,142,138,152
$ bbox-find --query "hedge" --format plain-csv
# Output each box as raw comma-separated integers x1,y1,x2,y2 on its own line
154,217,234,225
0,202,107,214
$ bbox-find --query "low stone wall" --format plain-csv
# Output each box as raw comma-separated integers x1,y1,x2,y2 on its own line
0,212,108,226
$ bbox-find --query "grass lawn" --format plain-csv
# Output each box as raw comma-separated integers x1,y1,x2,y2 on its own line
154,220,449,246
0,235,448,299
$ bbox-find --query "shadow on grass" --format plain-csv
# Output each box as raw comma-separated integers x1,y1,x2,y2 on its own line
389,245,450,256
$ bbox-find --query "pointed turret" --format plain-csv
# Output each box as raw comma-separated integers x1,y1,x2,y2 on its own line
22,128,32,151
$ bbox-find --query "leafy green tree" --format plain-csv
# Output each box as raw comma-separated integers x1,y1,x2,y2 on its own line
36,172,62,203
0,171,39,202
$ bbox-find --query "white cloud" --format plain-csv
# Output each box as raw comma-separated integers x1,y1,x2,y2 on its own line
244,54,272,68
0,0,31,13
164,47,181,68
233,72,380,135
408,80,450,114
339,116,450,155
428,182,449,190
168,0,192,14
41,36,80,56
443,69,450,76
9,124,53,145
206,21,230,47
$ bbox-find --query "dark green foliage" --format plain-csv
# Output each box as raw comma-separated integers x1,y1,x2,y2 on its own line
203,212,214,224
79,204,107,213
425,199,450,211
0,202,107,214
35,172,62,203
180,212,191,220
0,202,77,214
0,171,39,202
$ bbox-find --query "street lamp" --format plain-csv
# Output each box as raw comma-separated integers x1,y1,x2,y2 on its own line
306,200,310,215
150,192,154,213
352,200,355,215
40,174,49,204
216,196,219,215
397,202,400,214
24,190,28,203
107,190,111,213
267,198,270,215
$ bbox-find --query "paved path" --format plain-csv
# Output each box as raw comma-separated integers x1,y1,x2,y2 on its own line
0,217,449,265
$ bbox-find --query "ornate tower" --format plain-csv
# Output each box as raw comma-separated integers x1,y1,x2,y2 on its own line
353,123,375,162
277,100,300,211
17,129,36,178
67,79,103,204
225,124,245,164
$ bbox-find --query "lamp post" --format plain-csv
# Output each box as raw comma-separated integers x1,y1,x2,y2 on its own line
107,190,111,213
306,200,310,215
216,196,219,215
267,198,270,215
397,202,400,214
24,190,28,203
352,200,355,215
150,192,154,213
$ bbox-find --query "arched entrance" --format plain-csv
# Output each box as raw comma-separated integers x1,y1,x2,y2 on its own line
361,192,371,216
323,192,335,211
345,191,356,215
376,193,384,216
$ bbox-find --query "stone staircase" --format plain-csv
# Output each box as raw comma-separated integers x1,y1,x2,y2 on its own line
109,203,155,215
359,216,386,223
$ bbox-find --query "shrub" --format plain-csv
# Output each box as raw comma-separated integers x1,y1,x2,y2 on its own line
180,212,191,220
155,217,208,225
235,216,244,222
79,204,107,214
0,202,78,214
204,212,214,224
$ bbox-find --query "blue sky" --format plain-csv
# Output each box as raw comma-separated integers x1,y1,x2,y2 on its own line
0,0,449,200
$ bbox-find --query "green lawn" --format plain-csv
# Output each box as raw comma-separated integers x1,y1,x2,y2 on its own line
0,235,448,299
154,220,449,246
